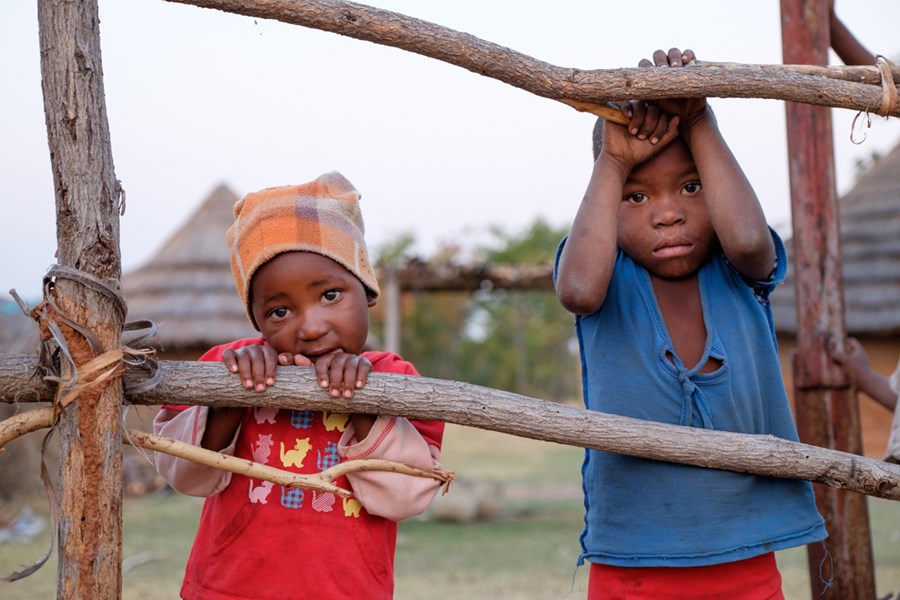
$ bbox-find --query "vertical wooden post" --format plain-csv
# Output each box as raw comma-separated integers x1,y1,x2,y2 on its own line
37,0,125,597
780,1,875,597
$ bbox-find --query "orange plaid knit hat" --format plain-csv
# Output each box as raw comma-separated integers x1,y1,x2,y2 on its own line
226,171,380,329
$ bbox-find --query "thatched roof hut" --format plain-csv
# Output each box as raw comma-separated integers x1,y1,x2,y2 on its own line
772,142,900,336
122,183,256,358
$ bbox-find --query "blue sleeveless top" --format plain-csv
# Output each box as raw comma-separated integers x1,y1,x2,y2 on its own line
555,231,826,567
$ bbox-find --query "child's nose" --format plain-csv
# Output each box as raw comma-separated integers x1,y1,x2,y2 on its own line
297,309,328,340
652,196,685,228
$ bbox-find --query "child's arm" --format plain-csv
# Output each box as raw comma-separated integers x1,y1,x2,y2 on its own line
556,102,680,315
830,337,898,411
650,48,776,282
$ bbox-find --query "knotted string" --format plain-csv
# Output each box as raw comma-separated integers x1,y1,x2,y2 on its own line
850,54,897,144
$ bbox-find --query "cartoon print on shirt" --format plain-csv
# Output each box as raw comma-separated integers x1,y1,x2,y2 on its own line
322,412,350,432
251,433,274,464
281,486,304,509
249,479,274,504
280,437,312,468
290,409,314,429
254,407,278,425
342,496,362,518
312,491,336,513
317,441,341,470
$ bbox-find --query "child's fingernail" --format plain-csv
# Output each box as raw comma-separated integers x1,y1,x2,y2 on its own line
320,379,328,387
650,136,659,144
230,365,238,373
356,380,364,388
267,378,274,385
344,389,353,398
331,389,340,397
244,379,252,388
255,383,266,392
630,127,638,135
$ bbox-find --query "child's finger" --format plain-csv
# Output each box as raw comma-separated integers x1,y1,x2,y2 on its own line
222,348,240,374
652,48,669,67
627,100,647,135
635,103,662,140
682,48,697,65
291,354,315,367
666,47,683,67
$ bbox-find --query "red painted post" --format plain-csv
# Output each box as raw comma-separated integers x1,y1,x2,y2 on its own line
780,0,875,597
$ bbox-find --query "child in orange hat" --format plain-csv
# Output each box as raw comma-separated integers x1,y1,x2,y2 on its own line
154,171,444,600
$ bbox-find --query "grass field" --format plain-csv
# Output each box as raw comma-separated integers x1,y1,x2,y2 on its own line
2,423,900,599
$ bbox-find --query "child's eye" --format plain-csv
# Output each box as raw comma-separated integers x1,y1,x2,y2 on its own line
682,180,702,195
268,307,291,321
322,289,342,303
624,192,647,205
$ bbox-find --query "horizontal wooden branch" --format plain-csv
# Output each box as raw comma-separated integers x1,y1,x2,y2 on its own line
4,353,900,500
165,0,900,118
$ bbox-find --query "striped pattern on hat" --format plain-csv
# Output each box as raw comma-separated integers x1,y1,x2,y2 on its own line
226,171,379,329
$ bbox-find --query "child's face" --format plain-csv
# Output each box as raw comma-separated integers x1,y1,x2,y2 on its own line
616,138,716,279
249,251,376,358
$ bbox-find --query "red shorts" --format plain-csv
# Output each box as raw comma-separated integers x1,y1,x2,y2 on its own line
588,552,785,600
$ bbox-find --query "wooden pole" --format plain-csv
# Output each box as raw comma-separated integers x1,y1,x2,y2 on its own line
780,1,875,597
37,0,125,597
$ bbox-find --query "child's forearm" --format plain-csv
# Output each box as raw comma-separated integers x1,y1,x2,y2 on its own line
682,110,775,280
855,370,897,411
556,156,626,315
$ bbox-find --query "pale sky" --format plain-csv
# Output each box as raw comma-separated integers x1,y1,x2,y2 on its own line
3,0,900,302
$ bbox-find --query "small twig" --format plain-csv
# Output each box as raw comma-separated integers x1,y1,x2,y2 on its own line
0,408,454,498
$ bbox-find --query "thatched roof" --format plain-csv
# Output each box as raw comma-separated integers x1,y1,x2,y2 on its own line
122,184,257,353
772,141,900,336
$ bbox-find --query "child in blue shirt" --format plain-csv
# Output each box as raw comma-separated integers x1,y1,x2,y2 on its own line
554,48,826,599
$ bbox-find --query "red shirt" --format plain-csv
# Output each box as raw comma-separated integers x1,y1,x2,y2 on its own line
163,338,443,600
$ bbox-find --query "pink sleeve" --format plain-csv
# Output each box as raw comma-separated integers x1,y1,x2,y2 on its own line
153,406,239,497
338,415,443,521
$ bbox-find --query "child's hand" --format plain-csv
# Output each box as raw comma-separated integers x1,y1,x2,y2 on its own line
222,345,314,392
828,337,873,389
638,48,710,131
600,104,680,173
311,350,373,398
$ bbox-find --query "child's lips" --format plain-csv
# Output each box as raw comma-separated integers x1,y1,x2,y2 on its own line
653,240,693,258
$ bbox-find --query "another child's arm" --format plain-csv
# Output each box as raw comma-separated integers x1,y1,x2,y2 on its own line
830,337,897,411
649,48,776,282
555,98,680,315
